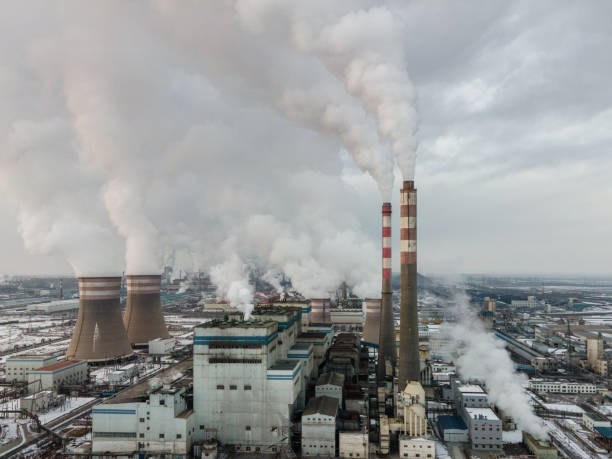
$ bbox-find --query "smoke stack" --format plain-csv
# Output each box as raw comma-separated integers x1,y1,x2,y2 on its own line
123,275,170,347
58,279,63,299
399,180,420,388
377,202,395,381
362,298,381,347
66,277,133,362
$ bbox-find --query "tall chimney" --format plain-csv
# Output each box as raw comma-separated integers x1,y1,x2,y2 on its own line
123,274,169,347
399,180,420,388
362,298,381,347
58,279,63,299
377,202,395,381
66,277,133,362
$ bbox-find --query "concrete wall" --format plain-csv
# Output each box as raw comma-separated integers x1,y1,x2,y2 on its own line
339,431,368,458
302,413,336,457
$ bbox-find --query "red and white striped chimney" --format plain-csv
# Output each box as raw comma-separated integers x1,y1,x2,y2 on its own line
399,180,420,387
378,202,396,380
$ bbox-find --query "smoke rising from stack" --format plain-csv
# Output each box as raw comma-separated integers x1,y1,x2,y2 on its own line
0,2,418,300
210,255,255,319
442,291,549,440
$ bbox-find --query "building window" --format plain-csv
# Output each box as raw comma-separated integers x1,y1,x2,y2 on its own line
244,385,252,390
177,434,182,439
200,425,205,430
216,385,224,390
139,433,144,438
230,385,237,390
140,418,145,422
159,399,165,405
159,433,165,439
245,426,251,431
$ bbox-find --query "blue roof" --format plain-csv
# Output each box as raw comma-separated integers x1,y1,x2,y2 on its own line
438,415,467,431
595,426,612,440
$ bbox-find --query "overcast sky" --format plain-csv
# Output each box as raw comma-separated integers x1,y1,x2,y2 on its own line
0,1,610,282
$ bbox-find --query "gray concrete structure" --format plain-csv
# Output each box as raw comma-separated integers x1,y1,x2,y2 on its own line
302,396,338,457
66,277,133,362
123,274,170,346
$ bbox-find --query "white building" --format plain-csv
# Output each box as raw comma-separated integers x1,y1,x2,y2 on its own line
193,317,303,453
528,379,600,394
27,360,87,393
92,380,194,457
339,431,368,458
19,390,57,413
316,372,345,405
511,296,544,308
302,396,338,457
461,407,502,451
149,337,176,355
6,354,57,382
26,299,79,313
399,436,436,459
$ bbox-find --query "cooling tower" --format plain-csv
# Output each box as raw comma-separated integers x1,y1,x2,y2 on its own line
310,298,331,324
123,274,170,347
66,277,133,362
398,181,420,388
377,202,396,381
362,298,381,347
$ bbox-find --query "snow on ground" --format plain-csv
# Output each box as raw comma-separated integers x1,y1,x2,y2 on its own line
36,397,95,425
599,405,612,416
502,430,523,443
435,441,451,459
542,403,585,414
0,420,20,445
543,419,604,459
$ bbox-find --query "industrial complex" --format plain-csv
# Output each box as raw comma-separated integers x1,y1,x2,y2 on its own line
0,180,611,459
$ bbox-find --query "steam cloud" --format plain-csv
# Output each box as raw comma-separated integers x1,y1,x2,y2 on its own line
442,291,549,439
0,1,417,299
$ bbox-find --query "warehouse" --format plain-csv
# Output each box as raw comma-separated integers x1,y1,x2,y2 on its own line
6,354,57,382
27,360,87,393
316,372,345,405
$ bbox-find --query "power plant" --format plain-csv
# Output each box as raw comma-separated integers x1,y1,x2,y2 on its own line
123,274,170,347
66,276,134,362
399,180,420,388
377,202,395,381
310,297,331,323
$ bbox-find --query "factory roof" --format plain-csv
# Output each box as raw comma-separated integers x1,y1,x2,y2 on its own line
303,396,339,417
465,408,500,421
7,354,56,361
34,359,84,372
595,426,612,440
197,319,276,329
290,343,312,351
438,415,468,431
316,372,345,387
298,332,327,339
584,412,607,422
269,360,300,371
458,384,485,394
176,409,193,419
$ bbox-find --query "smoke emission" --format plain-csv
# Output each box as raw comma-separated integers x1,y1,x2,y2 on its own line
0,1,416,296
442,291,549,439
210,255,255,319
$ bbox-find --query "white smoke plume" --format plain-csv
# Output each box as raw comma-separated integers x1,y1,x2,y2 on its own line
234,1,419,180
0,1,404,297
262,269,285,299
442,291,549,439
210,254,255,319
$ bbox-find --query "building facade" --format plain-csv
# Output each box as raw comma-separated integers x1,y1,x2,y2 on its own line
302,396,338,457
27,360,87,393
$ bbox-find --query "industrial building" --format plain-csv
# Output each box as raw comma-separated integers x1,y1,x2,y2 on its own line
66,276,134,363
5,354,57,382
91,379,194,457
528,379,600,394
193,319,303,452
361,298,381,347
301,396,339,457
438,415,468,442
26,299,79,313
316,372,345,405
461,407,502,451
398,437,435,458
27,359,87,393
339,430,368,458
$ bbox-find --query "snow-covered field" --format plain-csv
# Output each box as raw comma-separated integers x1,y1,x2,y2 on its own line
544,419,606,459
542,403,585,414
37,397,95,425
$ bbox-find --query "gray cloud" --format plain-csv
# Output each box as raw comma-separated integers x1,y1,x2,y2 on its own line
0,1,610,283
